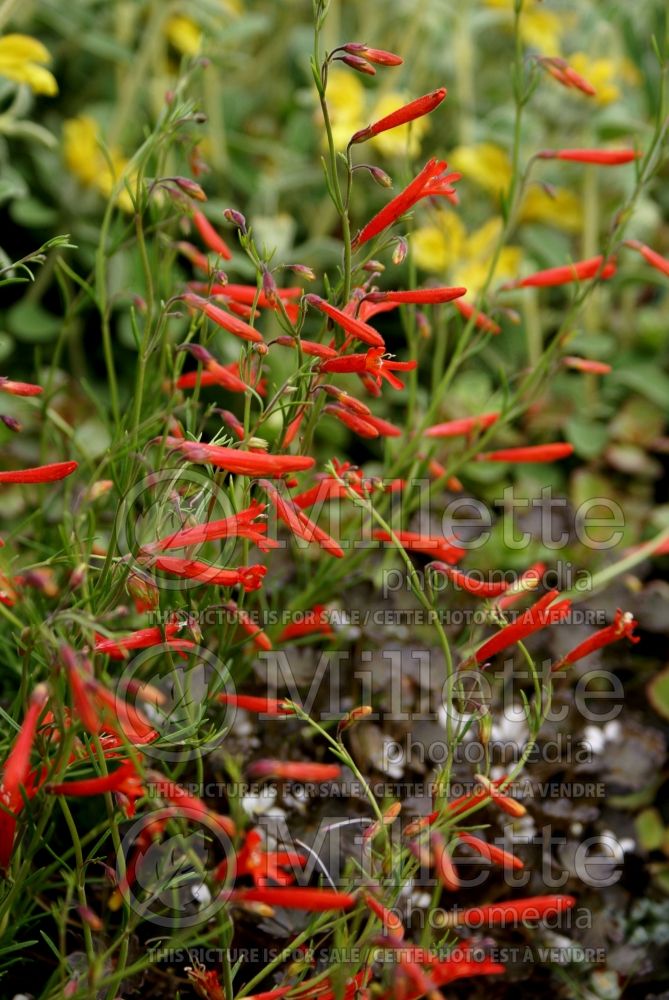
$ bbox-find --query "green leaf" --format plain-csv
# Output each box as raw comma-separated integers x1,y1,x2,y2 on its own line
6,301,61,343
565,416,609,459
648,665,669,721
636,808,665,851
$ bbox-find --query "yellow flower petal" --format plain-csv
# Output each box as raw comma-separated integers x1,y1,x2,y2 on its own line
64,115,134,212
164,15,202,56
0,33,57,95
450,143,513,196
519,185,582,232
568,53,622,105
0,34,51,64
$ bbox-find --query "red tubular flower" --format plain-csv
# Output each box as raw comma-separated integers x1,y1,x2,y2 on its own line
457,832,524,870
228,886,355,911
214,829,306,886
274,335,337,359
149,556,266,592
430,831,460,891
225,601,272,651
0,377,43,396
262,480,344,557
538,148,640,165
363,412,402,437
47,759,145,817
340,53,376,75
452,298,501,334
182,293,264,344
343,43,403,66
248,760,341,782
144,499,273,553
175,345,249,394
304,294,385,348
192,209,233,260
195,282,301,305
0,684,48,867
364,891,405,937
0,460,78,484
553,608,639,672
61,645,100,735
217,693,294,715
95,621,192,659
85,676,159,746
164,436,315,476
148,773,237,836
539,56,596,96
505,255,616,289
324,403,379,438
350,88,447,145
496,561,545,609
476,443,574,463
365,286,466,305
625,239,669,278
319,348,416,390
352,158,460,248
425,411,500,439
279,604,333,642
372,529,466,564
563,356,612,374
429,563,510,598
472,589,572,665
447,895,576,927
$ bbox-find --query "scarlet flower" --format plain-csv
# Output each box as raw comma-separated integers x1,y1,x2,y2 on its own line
342,42,403,66
274,335,337,360
372,529,466,564
148,773,237,836
553,608,639,672
363,891,405,938
149,556,266,591
425,411,500,439
496,561,545,609
279,604,333,642
352,158,460,248
504,255,616,289
350,88,447,145
457,832,524,870
164,436,315,476
217,693,295,715
227,886,354,910
365,286,466,305
193,282,302,320
429,563,510,598
476,442,574,463
363,412,402,436
471,589,572,665
262,480,344,557
430,831,460,891
224,601,272,650
214,829,306,886
446,895,576,927
538,148,640,165
304,294,385,348
377,937,505,997
0,685,48,869
95,621,193,659
47,759,145,817
0,377,43,396
625,239,669,278
0,460,78,484
175,344,249,393
562,356,612,374
182,293,264,343
144,499,273,553
452,297,501,334
323,403,380,438
319,347,416,390
248,760,342,782
539,56,596,96
192,209,233,260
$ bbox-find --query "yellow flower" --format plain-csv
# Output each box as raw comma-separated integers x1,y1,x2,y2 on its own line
519,185,582,232
449,143,513,197
164,15,202,56
412,213,521,294
369,92,429,158
0,34,57,95
63,116,134,213
321,67,365,149
485,0,566,55
567,52,639,105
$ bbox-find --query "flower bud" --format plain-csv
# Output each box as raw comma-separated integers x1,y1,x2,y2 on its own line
223,208,247,233
392,237,408,265
340,54,376,75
